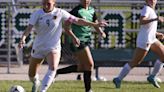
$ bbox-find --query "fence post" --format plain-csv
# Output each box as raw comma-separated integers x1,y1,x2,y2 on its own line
7,3,11,74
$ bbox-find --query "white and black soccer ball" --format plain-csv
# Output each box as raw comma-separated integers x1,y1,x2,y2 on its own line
9,85,25,92
156,77,162,83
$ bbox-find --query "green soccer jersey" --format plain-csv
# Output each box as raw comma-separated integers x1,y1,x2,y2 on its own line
69,5,97,43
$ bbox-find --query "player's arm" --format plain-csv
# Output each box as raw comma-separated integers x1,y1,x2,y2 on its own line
18,10,38,48
140,16,164,25
63,22,80,47
158,16,164,23
92,12,106,38
140,16,158,25
18,24,33,48
72,18,107,28
156,32,164,40
93,20,106,38
63,9,107,29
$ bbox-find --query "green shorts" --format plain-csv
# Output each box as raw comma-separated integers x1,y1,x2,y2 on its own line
70,41,90,52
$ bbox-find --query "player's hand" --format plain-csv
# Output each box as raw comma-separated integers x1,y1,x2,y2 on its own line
18,39,25,49
157,32,164,40
73,37,80,47
158,16,164,23
97,21,108,27
101,32,106,38
99,31,106,39
97,31,106,41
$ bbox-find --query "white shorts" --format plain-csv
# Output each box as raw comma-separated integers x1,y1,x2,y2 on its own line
31,46,61,59
136,39,158,51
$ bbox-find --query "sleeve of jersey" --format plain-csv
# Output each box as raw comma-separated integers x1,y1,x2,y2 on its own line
70,7,78,17
28,11,39,26
61,9,78,23
141,6,150,17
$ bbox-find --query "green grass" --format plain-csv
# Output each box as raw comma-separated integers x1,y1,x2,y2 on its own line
1,80,164,92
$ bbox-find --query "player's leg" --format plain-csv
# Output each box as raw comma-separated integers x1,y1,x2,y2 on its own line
40,50,61,92
55,43,80,76
150,40,164,76
75,46,94,92
113,47,148,88
56,65,78,74
152,59,163,76
28,57,43,92
147,40,164,88
55,42,90,76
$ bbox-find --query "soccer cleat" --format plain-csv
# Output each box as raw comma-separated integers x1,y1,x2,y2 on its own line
113,77,121,88
86,89,93,92
147,75,160,88
76,74,82,80
32,78,41,92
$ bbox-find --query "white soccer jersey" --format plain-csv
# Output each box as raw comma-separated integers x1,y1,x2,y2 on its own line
137,5,158,44
29,8,76,53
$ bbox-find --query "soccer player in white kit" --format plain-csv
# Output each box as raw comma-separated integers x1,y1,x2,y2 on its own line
113,0,164,88
18,0,107,92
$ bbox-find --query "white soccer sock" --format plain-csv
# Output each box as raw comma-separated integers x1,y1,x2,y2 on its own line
118,63,131,80
41,69,56,92
152,59,164,76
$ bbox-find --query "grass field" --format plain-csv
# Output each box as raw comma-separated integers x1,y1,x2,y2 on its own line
1,80,164,92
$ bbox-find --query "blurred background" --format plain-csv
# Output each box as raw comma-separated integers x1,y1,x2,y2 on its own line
0,0,163,81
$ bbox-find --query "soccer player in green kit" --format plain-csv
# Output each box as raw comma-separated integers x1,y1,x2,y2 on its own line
55,0,106,92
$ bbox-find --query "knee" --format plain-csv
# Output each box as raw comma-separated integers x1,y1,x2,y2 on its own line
78,64,93,72
88,62,94,68
158,53,164,62
86,60,94,67
85,63,94,71
159,57,164,62
128,62,136,68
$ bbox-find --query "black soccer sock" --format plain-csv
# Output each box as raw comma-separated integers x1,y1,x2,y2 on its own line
83,71,92,92
56,65,78,74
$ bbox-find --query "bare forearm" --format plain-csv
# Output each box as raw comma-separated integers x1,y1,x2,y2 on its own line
94,20,102,33
140,17,158,25
74,18,97,27
65,29,77,39
20,25,33,41
94,20,106,38
94,26,103,34
64,22,77,39
18,24,33,48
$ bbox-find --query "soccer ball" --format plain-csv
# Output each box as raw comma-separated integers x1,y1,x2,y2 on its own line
156,77,162,83
9,85,25,92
